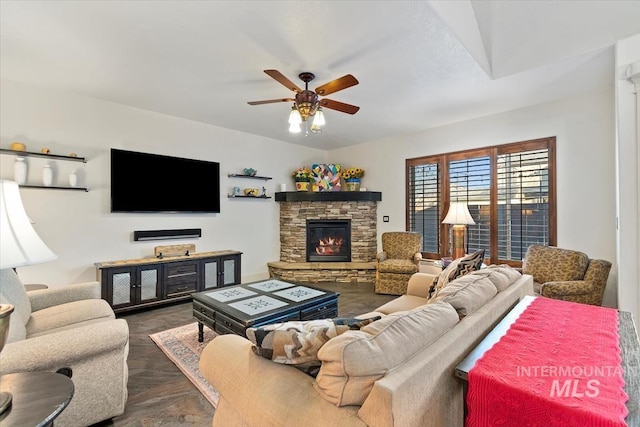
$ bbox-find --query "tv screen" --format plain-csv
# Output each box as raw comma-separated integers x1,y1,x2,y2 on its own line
110,149,221,213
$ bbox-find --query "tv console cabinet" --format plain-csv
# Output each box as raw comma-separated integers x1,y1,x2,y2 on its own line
95,250,242,314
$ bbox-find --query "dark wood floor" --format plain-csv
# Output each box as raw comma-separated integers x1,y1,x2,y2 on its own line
92,282,395,426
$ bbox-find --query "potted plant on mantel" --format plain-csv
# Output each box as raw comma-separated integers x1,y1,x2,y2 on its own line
342,167,365,191
292,167,314,191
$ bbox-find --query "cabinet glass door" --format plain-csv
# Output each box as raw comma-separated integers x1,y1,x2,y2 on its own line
202,259,220,290
110,270,134,307
222,257,237,286
138,266,160,302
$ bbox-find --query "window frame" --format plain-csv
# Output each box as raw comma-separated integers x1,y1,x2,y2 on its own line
406,137,556,266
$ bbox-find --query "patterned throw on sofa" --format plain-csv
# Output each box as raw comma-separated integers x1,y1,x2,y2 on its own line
522,245,611,306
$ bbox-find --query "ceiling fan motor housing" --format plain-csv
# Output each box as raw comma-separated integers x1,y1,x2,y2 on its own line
295,90,319,120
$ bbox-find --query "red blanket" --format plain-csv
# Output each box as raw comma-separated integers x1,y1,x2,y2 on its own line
467,297,628,426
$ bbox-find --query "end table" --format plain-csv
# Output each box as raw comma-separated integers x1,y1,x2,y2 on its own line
0,371,74,426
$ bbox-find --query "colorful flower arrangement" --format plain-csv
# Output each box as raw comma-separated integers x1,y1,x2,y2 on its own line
292,167,314,182
342,167,365,179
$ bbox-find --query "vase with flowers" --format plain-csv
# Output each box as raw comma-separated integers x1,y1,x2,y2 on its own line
292,167,313,191
342,167,365,191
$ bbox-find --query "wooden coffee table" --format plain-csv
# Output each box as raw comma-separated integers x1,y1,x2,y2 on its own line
192,279,339,340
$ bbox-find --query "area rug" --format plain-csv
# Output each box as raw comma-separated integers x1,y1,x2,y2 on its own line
149,322,220,408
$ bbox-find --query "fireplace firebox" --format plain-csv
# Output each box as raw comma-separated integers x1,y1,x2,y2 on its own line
306,219,351,262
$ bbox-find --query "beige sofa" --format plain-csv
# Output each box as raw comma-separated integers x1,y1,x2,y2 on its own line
200,266,534,427
0,269,129,427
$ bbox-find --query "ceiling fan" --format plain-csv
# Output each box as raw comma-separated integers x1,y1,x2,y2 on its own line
248,70,360,133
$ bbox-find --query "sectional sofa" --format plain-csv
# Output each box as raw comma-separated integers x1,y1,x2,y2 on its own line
199,265,534,427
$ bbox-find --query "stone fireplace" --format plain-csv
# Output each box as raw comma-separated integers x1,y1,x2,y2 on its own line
268,191,381,283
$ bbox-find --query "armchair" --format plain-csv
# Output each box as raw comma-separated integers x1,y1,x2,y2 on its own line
522,245,612,306
375,232,422,295
0,269,129,427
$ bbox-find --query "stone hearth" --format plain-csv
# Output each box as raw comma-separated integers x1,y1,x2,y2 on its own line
268,191,381,283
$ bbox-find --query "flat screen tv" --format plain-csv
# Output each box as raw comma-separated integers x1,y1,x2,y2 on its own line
110,148,221,213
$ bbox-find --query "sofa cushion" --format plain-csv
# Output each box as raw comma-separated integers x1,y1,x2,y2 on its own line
314,301,459,406
246,317,380,375
374,294,429,315
464,264,522,292
429,274,497,317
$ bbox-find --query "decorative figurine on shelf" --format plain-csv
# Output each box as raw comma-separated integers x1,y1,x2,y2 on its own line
243,168,257,176
261,187,267,197
10,142,26,151
244,188,259,196
232,186,241,197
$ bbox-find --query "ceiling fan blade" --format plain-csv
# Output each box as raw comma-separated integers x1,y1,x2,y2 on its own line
319,98,360,115
264,70,302,93
315,74,359,96
247,98,294,105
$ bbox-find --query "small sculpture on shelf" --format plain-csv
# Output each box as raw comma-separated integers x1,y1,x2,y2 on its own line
243,167,257,176
261,187,267,197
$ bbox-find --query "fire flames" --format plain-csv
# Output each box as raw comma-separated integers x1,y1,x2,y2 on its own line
315,237,343,255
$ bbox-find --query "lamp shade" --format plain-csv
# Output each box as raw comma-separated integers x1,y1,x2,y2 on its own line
0,180,56,269
442,202,476,225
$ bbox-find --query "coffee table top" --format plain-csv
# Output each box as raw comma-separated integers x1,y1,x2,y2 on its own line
192,279,339,325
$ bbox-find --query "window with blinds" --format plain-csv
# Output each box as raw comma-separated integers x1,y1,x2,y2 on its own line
449,156,492,258
406,137,556,265
497,149,550,261
407,162,440,255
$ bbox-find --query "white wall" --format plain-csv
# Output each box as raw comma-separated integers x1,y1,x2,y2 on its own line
0,78,326,286
615,34,640,325
330,88,618,307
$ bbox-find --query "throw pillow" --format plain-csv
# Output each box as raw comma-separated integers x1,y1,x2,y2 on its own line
430,249,485,298
246,316,381,376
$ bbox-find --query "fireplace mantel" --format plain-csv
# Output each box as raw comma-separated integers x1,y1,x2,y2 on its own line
275,191,382,202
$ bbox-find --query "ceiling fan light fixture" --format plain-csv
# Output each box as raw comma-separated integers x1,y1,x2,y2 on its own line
288,122,301,133
249,69,359,136
288,106,302,125
313,108,325,126
310,123,322,133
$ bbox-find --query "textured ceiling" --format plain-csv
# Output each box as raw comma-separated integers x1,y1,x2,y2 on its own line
1,1,639,150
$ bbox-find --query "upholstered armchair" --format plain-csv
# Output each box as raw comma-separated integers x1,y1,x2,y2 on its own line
375,232,423,295
0,269,130,426
522,245,611,306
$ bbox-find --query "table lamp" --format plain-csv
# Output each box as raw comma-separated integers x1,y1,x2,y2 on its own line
442,202,475,259
0,179,57,414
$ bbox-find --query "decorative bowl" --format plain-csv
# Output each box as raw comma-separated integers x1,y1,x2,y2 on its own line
244,188,259,196
243,168,257,176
